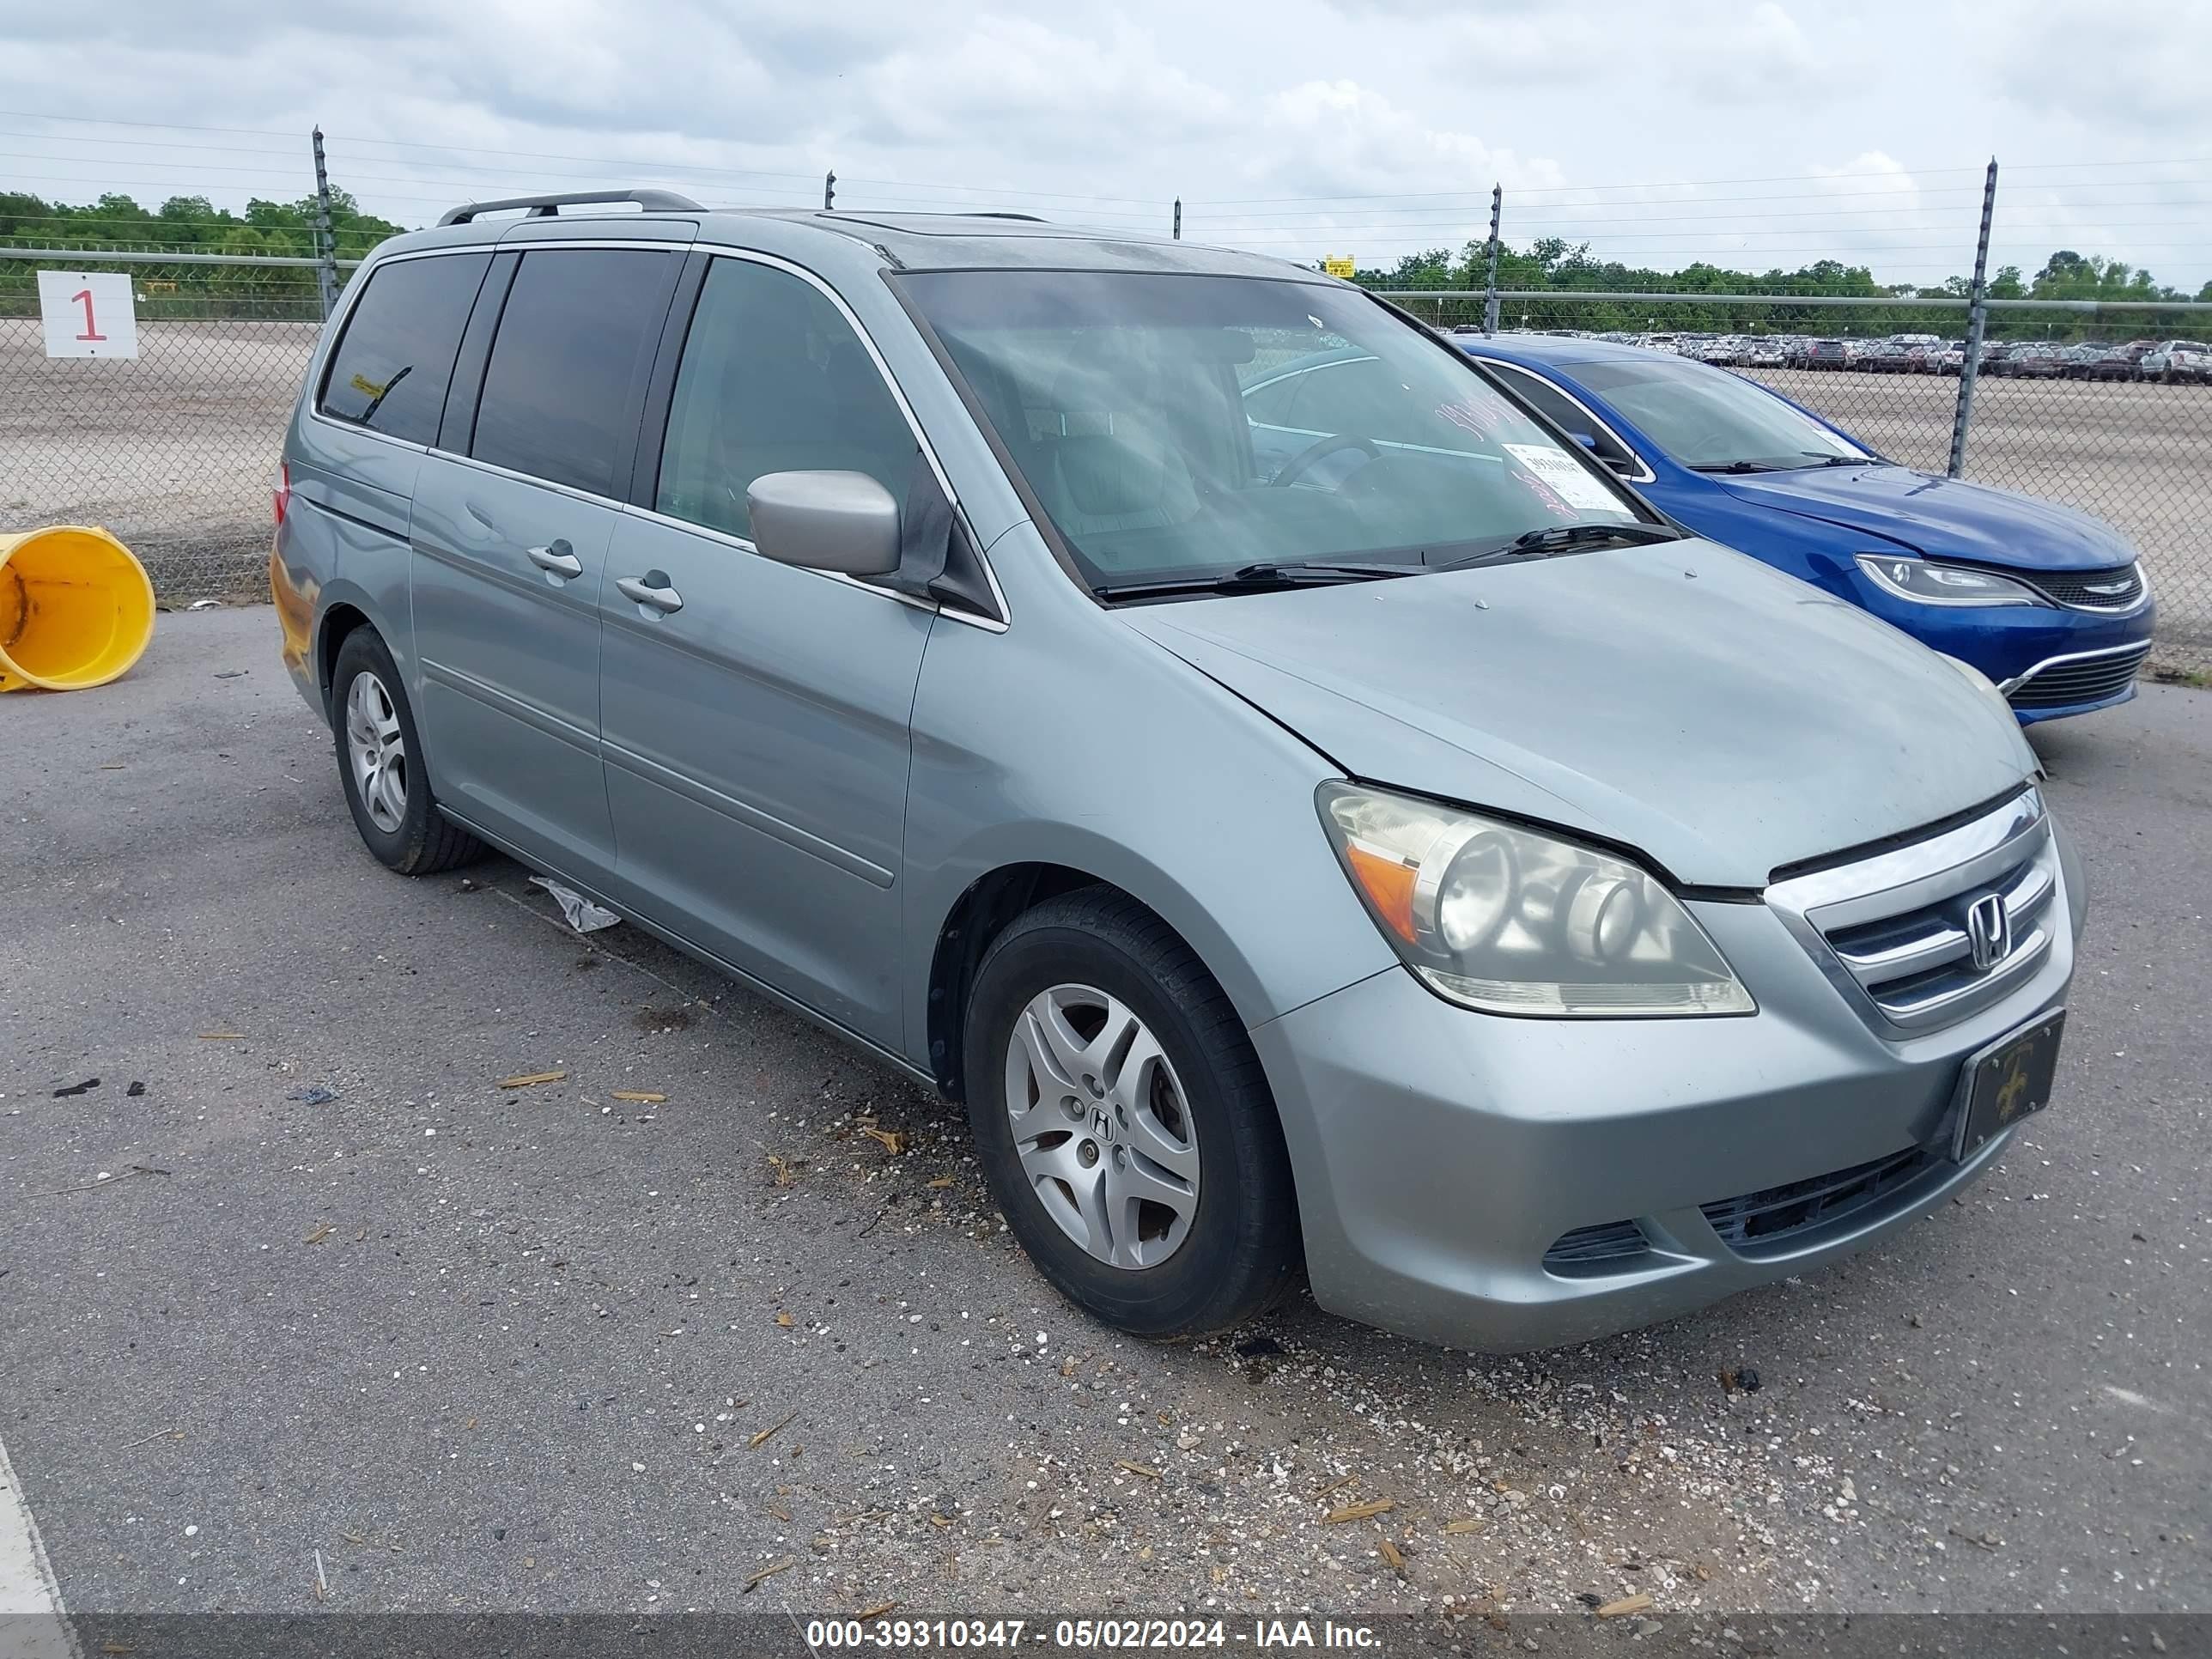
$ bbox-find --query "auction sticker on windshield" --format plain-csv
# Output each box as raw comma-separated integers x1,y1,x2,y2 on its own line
1503,443,1631,515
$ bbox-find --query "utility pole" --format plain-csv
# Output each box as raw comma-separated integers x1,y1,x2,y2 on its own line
310,126,337,321
1172,198,1182,240
1948,157,1998,479
1482,183,1503,335
823,171,836,211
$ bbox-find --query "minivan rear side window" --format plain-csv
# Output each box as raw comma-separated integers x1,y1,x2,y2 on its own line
318,252,489,447
471,249,679,498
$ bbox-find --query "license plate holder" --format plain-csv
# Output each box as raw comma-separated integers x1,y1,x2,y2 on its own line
1952,1008,2064,1162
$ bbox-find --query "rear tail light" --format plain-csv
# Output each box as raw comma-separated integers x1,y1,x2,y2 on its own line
273,460,291,528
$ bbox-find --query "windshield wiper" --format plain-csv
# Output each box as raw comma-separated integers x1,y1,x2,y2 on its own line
1799,453,1871,467
1432,521,1681,572
1687,459,1790,473
1094,560,1426,601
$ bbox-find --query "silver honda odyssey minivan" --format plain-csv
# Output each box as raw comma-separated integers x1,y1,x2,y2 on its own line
274,190,2083,1352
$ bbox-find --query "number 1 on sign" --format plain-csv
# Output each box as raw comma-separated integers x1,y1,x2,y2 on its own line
72,288,107,343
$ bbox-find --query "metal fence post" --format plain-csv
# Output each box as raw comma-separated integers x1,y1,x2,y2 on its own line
1948,157,1998,479
1173,198,1182,240
1482,184,1502,335
310,126,337,321
823,171,836,210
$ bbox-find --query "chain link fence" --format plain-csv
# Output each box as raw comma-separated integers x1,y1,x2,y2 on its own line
0,254,330,602
3,251,2209,674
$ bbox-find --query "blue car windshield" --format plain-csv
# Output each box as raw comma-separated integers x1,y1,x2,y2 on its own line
1565,356,1870,471
900,270,1646,591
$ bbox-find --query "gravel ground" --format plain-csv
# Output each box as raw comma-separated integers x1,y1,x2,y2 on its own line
1,606,2208,1623
1,318,2208,667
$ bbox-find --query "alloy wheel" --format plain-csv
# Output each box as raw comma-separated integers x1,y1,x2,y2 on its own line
1002,983,1201,1270
345,671,408,835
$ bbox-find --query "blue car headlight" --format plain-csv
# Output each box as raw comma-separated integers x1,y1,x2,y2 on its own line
1856,554,2045,607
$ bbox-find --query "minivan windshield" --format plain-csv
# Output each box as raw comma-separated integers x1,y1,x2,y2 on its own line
900,270,1650,594
1562,356,1871,472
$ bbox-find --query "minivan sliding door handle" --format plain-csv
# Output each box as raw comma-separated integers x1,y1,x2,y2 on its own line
526,540,584,579
615,573,684,615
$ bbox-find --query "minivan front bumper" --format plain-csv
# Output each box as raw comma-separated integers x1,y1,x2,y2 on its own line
1252,829,2079,1352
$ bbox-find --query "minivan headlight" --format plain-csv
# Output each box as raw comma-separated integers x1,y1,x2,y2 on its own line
1317,783,1754,1017
1856,555,2044,607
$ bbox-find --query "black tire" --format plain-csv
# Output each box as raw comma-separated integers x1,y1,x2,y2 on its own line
329,627,485,875
962,888,1299,1339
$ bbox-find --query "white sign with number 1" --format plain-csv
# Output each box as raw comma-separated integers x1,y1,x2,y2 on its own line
38,270,139,360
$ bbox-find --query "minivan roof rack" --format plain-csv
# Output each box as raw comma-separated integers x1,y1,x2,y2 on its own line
438,188,705,226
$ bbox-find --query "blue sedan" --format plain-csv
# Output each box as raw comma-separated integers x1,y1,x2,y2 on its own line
1448,335,2157,722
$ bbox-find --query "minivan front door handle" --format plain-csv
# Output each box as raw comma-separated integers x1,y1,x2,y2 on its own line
616,573,684,616
526,540,584,580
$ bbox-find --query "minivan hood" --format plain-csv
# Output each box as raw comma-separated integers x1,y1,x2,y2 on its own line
1121,541,2036,887
1715,463,2136,570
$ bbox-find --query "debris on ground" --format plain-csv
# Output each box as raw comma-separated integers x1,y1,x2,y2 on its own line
766,1155,799,1188
286,1085,337,1105
528,875,621,933
497,1071,566,1089
610,1091,666,1103
1235,1335,1284,1358
1116,1461,1162,1480
1719,1367,1763,1394
742,1557,796,1592
860,1127,906,1154
1595,1594,1655,1619
748,1410,799,1449
304,1224,333,1244
125,1081,145,1097
52,1078,99,1097
1322,1498,1395,1524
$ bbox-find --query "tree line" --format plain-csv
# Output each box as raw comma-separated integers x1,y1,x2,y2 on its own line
1347,237,2212,339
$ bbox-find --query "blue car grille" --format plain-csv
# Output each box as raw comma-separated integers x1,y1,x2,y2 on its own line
2017,563,2144,611
2007,643,2150,709
1702,1145,1939,1255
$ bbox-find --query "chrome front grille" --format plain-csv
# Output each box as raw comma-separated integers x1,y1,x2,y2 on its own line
1766,789,2061,1034
2016,562,2144,611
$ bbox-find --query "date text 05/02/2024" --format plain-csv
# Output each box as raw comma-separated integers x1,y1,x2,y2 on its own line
800,1619,1382,1650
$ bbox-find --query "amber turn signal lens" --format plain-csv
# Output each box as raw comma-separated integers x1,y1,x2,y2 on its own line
1345,842,1419,943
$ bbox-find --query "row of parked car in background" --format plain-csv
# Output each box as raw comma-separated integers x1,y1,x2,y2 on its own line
1452,325,2212,383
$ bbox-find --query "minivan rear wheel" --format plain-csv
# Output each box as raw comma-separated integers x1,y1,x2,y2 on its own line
330,628,485,875
963,889,1299,1339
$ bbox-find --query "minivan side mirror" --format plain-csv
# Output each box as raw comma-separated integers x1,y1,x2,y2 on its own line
744,471,902,577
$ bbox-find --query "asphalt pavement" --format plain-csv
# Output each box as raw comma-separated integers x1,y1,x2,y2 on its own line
2,605,2207,1620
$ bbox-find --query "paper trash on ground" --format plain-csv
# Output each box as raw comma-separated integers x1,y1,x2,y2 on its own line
528,876,621,933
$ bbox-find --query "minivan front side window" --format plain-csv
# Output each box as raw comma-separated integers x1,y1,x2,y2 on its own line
655,258,921,541
318,252,490,447
901,271,1646,593
470,249,678,498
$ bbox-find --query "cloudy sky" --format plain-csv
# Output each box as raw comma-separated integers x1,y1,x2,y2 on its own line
4,0,2209,289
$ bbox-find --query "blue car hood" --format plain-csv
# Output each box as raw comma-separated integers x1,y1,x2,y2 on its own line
1715,464,2135,570
1120,540,2037,888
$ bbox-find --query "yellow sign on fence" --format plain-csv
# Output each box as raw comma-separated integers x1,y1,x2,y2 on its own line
1322,257,1356,280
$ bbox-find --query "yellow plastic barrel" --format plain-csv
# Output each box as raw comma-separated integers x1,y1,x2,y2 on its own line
0,526,156,692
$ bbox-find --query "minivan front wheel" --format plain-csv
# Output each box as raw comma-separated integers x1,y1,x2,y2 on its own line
329,629,484,875
963,889,1299,1338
